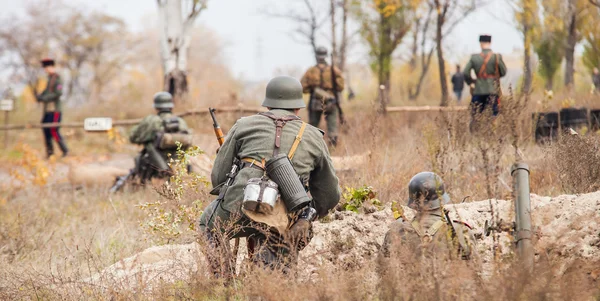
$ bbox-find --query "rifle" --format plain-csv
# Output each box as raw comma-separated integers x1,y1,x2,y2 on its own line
330,53,345,125
110,169,134,193
209,108,225,145
208,108,242,259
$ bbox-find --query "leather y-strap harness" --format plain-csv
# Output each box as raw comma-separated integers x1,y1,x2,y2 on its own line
241,112,307,170
478,52,499,80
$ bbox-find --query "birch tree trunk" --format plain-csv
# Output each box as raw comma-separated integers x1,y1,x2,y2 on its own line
157,0,206,103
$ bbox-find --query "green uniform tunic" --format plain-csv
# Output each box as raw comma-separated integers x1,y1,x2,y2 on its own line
463,49,507,96
198,109,341,269
38,73,63,112
129,111,190,170
129,112,189,145
381,209,476,261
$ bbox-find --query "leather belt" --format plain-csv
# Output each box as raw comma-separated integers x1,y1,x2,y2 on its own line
240,158,265,170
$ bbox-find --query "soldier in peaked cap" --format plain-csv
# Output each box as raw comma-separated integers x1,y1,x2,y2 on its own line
37,58,68,158
463,35,507,128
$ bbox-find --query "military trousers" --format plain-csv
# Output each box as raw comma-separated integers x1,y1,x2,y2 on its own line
198,199,297,276
470,94,499,117
41,111,68,157
308,108,338,145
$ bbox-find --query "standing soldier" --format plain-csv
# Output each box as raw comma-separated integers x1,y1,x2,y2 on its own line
381,172,476,262
463,35,507,121
198,76,340,277
301,46,345,147
37,58,68,158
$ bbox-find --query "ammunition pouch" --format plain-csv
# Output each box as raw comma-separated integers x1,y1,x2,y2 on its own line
310,88,336,113
163,116,182,133
155,132,193,150
265,154,310,213
242,177,279,214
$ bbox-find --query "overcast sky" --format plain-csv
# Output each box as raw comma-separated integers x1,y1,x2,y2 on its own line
1,0,523,81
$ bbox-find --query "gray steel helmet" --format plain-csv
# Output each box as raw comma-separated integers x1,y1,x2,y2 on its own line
316,46,328,59
153,92,174,110
261,76,306,109
407,172,450,210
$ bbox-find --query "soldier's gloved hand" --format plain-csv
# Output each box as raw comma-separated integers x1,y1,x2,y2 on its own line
287,219,312,251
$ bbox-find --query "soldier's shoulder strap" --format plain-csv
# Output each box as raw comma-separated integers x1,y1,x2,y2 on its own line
410,219,445,238
447,218,473,259
258,112,301,157
453,220,473,230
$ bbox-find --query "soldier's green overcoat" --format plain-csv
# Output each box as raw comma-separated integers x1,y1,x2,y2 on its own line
129,112,189,145
381,210,477,261
463,49,507,96
199,109,341,233
38,74,63,112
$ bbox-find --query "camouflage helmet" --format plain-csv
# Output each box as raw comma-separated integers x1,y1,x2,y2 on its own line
261,76,306,109
153,92,174,110
407,172,450,210
316,46,328,60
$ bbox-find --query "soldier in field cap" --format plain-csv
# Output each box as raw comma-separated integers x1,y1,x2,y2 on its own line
37,58,68,158
463,34,507,128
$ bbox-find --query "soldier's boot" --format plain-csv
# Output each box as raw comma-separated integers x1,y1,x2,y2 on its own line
252,233,296,274
58,140,69,157
45,140,54,159
203,230,235,281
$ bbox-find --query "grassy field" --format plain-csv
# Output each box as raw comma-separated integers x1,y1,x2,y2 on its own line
1,92,599,300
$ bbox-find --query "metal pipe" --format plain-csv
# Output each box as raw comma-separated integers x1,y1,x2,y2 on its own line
511,163,534,271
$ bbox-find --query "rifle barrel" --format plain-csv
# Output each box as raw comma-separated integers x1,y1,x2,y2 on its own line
209,108,219,127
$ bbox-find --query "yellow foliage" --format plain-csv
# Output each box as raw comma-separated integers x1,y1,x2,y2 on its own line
9,143,55,188
561,97,576,108
20,80,49,103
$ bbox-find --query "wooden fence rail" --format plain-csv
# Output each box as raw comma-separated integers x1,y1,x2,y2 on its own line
0,105,468,131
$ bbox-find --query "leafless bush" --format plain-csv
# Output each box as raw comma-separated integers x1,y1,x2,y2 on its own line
553,134,600,193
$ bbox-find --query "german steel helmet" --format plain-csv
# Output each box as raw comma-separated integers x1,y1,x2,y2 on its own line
153,92,174,109
261,76,306,109
407,172,450,210
316,46,328,59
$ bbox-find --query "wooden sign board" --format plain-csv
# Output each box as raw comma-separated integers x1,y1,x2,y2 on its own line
84,118,113,131
0,99,14,111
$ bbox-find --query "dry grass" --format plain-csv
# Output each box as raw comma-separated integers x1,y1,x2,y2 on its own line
1,91,600,300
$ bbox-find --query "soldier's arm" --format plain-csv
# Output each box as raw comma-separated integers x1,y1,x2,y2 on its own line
129,116,159,144
300,69,313,93
334,66,345,91
308,143,341,217
211,123,239,187
463,58,475,85
497,54,507,78
39,76,63,102
177,117,191,134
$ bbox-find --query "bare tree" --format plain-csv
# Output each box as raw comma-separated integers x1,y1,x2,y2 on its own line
408,1,483,102
432,0,487,106
0,4,52,98
354,0,414,113
156,0,208,103
338,0,349,72
330,0,338,63
264,0,328,61
408,9,435,100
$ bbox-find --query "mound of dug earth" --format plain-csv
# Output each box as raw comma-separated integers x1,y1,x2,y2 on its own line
88,192,600,290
